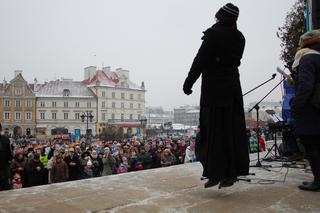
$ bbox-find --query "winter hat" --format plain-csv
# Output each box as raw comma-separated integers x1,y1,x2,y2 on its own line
299,29,320,49
215,3,239,22
33,153,40,159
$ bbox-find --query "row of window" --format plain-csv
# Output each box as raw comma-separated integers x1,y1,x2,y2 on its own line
3,111,142,121
3,99,33,108
106,102,142,109
101,91,142,100
39,101,92,108
3,112,32,121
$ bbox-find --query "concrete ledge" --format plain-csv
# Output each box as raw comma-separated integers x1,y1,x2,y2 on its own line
0,160,319,213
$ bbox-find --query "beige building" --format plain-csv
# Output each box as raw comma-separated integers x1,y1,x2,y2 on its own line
35,79,97,137
83,66,146,136
0,71,36,136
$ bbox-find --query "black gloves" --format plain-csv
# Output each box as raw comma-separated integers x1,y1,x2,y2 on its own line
183,80,193,95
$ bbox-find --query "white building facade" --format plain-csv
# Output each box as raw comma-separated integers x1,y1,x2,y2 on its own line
35,79,97,137
83,66,146,136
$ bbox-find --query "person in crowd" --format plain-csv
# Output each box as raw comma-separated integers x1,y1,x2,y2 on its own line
0,122,13,191
25,153,45,187
10,151,27,187
12,172,22,189
51,154,69,183
138,147,153,170
183,3,249,188
161,149,176,167
101,147,116,176
291,29,320,191
64,147,81,181
185,142,196,163
47,149,59,184
91,150,103,177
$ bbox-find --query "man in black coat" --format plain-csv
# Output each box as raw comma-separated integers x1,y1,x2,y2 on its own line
183,3,249,188
64,148,81,181
291,30,320,191
0,123,12,190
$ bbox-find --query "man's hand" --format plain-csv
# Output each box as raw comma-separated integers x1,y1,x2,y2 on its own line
183,87,193,95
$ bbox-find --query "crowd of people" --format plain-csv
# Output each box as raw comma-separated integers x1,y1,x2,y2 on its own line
0,129,197,191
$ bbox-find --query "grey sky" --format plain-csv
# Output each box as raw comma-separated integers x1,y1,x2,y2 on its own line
0,0,295,110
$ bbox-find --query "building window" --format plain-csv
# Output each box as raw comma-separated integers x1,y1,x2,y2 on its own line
63,89,70,97
64,102,68,108
102,112,106,121
138,114,141,120
15,112,21,120
121,93,125,99
3,112,10,120
111,113,115,120
87,102,91,108
64,112,68,120
40,112,45,120
40,102,45,107
15,88,22,96
75,112,80,120
121,113,124,121
102,91,106,97
130,94,134,100
112,92,115,98
138,94,141,100
121,82,125,87
15,100,21,107
102,101,106,108
130,103,133,109
25,112,32,120
130,114,133,120
112,102,116,108
121,102,124,109
75,102,80,108
4,99,10,107
138,104,141,109
52,102,57,108
52,112,57,120
27,100,33,108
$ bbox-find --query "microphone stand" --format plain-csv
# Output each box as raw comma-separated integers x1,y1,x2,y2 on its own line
243,74,277,97
248,78,285,170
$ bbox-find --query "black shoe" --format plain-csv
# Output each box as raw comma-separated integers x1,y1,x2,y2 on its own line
219,178,237,188
204,179,219,188
302,181,312,185
298,182,320,191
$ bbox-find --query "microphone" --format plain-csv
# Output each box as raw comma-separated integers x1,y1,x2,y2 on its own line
276,67,292,80
272,73,277,79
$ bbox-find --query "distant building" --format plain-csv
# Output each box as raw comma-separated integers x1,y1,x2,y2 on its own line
35,79,97,136
0,71,36,136
83,66,146,136
174,106,199,126
248,101,282,123
146,107,174,128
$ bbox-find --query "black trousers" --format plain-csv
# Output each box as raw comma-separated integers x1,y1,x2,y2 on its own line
301,136,320,183
0,167,10,191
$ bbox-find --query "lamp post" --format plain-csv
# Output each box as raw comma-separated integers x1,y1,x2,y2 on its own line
81,111,94,139
139,117,147,138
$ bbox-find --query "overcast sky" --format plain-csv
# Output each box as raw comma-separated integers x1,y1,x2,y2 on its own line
0,0,296,110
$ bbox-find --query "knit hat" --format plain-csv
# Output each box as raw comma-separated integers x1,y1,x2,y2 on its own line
299,29,320,48
215,3,239,23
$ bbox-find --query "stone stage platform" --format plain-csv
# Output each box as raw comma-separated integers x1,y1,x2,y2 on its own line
0,158,319,213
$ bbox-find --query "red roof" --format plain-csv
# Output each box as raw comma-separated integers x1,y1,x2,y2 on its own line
83,70,119,86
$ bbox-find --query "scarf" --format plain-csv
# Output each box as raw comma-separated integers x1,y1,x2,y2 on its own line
292,48,320,71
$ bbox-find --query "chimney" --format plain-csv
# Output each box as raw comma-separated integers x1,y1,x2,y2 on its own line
102,66,111,73
14,70,22,77
141,81,145,90
116,68,130,80
84,66,97,80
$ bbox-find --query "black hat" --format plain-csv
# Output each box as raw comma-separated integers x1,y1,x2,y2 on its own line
215,3,239,22
33,153,40,159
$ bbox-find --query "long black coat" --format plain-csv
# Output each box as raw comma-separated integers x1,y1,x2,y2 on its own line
292,44,320,136
0,135,12,170
183,22,249,180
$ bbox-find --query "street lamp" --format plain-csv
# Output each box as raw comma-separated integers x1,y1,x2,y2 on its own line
139,117,147,138
81,111,94,139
